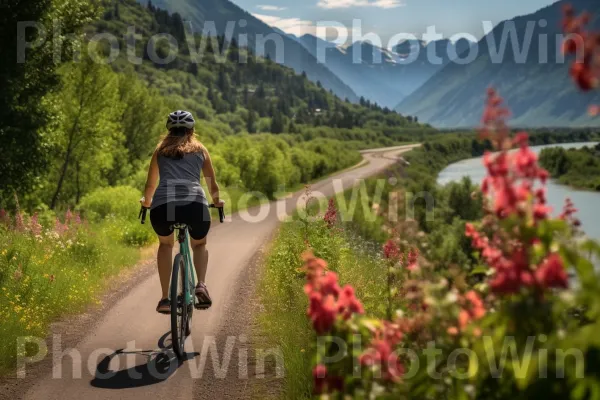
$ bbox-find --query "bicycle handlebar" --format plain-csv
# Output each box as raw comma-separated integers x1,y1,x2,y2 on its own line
139,206,150,224
209,204,225,223
138,204,225,224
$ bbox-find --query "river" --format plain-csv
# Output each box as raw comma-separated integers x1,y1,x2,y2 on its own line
438,142,600,240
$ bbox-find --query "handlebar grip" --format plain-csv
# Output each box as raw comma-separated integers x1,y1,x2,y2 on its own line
209,204,225,223
139,206,149,224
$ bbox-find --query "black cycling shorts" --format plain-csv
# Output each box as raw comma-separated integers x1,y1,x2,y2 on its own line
150,202,211,240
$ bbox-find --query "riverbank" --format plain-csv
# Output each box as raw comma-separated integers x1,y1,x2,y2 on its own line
439,142,600,241
539,143,600,191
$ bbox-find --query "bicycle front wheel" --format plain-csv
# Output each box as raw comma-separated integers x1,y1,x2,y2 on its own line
170,253,187,359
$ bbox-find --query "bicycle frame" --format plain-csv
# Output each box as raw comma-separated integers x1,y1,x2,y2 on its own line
175,226,196,307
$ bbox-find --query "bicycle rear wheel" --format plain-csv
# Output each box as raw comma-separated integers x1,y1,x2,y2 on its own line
170,254,187,359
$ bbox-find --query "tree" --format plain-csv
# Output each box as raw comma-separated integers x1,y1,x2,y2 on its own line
270,111,284,134
47,58,122,209
116,71,167,166
246,109,257,133
0,0,100,203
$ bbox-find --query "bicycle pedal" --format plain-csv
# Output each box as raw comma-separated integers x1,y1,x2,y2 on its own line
194,304,212,310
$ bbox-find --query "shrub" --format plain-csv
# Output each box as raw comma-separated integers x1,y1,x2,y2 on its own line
121,221,155,247
79,186,141,221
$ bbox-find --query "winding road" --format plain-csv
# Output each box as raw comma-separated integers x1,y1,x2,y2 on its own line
11,144,418,400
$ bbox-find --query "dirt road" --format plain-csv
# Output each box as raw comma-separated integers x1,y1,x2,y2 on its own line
14,144,418,400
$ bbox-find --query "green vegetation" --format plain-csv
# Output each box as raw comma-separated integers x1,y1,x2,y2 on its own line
0,0,431,377
0,206,153,374
342,130,600,265
539,143,600,190
255,209,388,399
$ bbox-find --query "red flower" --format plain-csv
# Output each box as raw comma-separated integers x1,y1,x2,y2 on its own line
535,253,568,289
308,292,337,334
313,364,327,394
407,248,419,271
383,239,399,260
303,253,364,334
562,5,600,91
323,198,337,228
337,285,364,320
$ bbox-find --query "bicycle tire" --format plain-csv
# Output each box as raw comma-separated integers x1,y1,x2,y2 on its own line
171,254,187,359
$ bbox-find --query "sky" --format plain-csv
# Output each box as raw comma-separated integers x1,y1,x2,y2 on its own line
235,0,558,45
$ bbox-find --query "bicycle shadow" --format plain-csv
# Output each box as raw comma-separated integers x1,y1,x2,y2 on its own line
90,331,199,389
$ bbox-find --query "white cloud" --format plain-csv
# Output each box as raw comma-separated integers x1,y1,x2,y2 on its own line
252,13,314,36
256,5,288,11
253,13,359,42
317,0,404,9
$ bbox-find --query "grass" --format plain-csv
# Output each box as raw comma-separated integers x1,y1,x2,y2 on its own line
253,207,388,399
0,215,152,375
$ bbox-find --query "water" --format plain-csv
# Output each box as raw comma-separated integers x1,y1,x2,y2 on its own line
438,142,600,241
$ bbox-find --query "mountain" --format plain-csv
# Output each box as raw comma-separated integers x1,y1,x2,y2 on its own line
139,0,358,102
96,0,424,138
293,34,474,108
396,0,600,128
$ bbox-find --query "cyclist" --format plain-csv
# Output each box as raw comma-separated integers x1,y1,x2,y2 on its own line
140,110,223,314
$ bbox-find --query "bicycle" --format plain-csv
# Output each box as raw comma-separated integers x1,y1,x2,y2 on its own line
139,203,225,359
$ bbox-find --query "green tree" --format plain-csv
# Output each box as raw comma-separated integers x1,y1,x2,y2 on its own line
0,0,100,203
270,111,284,134
47,59,122,209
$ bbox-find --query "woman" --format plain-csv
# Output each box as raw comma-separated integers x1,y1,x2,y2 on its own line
141,110,223,314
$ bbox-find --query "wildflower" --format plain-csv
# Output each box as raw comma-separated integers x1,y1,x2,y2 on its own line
65,208,73,225
29,213,42,236
383,239,399,260
303,253,364,333
535,253,568,289
337,285,364,320
0,209,7,224
407,248,419,271
447,326,459,336
313,364,328,394
560,198,581,227
308,292,337,334
323,198,337,228
360,322,405,382
54,218,68,236
562,4,600,92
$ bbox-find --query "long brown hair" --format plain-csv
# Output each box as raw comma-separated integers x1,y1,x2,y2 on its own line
156,127,205,159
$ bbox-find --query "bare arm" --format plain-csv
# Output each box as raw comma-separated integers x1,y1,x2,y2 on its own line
141,151,159,207
202,148,223,206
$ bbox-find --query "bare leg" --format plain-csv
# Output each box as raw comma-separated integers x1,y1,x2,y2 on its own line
157,234,174,299
190,237,208,283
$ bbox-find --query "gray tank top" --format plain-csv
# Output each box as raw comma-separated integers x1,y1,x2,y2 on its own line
151,151,208,209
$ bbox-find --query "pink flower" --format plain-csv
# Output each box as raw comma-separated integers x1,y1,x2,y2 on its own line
383,239,399,260
308,292,337,334
535,253,568,289
15,211,25,232
313,364,327,394
337,285,364,320
323,198,337,228
407,248,419,271
65,208,73,225
29,213,42,236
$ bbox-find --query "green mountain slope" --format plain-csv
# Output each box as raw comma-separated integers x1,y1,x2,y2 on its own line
138,0,359,102
95,0,428,138
396,0,600,128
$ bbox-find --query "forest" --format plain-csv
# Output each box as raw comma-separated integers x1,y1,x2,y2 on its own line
1,0,435,214
539,143,600,191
